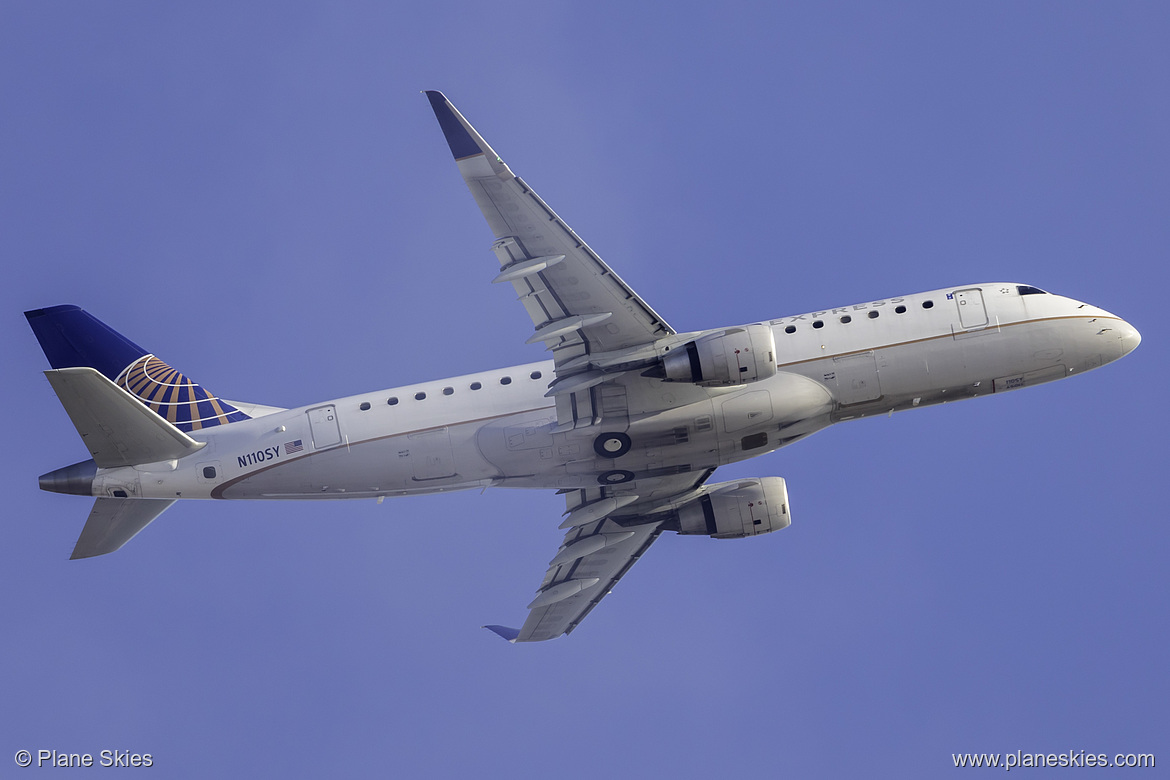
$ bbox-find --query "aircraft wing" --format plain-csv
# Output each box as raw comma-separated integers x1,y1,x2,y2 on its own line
425,91,675,383
487,472,711,643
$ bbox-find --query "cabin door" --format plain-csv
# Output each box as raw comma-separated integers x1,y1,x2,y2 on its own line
307,405,342,449
953,288,988,329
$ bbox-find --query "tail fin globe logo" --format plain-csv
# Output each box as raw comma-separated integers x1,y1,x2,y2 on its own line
116,355,248,432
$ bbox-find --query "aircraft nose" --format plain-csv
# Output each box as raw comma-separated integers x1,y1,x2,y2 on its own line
1118,320,1141,357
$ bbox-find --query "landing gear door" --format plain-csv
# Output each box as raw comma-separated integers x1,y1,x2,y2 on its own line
307,405,342,450
953,288,988,329
409,428,457,481
831,352,882,405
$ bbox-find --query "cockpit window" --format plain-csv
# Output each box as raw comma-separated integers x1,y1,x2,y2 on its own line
1017,285,1047,296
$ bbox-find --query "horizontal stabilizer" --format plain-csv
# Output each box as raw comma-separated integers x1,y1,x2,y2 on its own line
72,498,175,559
44,367,206,468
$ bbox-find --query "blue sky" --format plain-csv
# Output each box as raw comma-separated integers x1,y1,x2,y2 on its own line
2,3,1165,777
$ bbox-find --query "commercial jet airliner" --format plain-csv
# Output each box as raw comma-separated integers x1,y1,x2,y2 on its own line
28,92,1140,642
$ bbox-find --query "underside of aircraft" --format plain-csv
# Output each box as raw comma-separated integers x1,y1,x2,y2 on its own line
27,92,1140,642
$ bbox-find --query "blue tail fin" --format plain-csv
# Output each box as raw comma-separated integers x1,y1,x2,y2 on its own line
26,305,250,432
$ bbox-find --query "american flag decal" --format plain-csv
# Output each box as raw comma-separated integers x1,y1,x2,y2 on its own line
285,439,304,454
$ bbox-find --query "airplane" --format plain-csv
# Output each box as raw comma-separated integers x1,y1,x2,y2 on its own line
27,91,1141,643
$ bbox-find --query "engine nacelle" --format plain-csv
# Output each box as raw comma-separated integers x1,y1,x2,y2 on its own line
661,324,777,386
677,477,790,539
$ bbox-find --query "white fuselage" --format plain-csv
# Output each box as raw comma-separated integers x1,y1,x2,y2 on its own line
89,283,1139,503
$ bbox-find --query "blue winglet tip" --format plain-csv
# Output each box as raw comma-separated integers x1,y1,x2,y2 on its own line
424,90,483,160
484,625,520,643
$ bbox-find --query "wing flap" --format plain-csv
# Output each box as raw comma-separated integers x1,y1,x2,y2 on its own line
516,517,664,642
479,181,672,355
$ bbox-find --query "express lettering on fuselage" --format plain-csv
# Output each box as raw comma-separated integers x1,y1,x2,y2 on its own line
772,297,906,324
238,446,280,469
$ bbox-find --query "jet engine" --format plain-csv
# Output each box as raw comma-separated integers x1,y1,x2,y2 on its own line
660,325,777,387
675,477,790,539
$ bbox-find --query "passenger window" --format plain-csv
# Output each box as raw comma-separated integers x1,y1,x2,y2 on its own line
443,387,454,396
415,392,426,400
784,325,796,334
840,315,852,324
530,371,542,380
360,402,371,411
868,310,879,319
470,381,482,390
895,305,906,314
922,300,934,309
500,377,512,385
202,466,217,479
388,397,399,405
812,320,824,329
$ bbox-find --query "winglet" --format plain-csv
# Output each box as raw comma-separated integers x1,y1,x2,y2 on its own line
483,624,520,643
423,91,512,176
